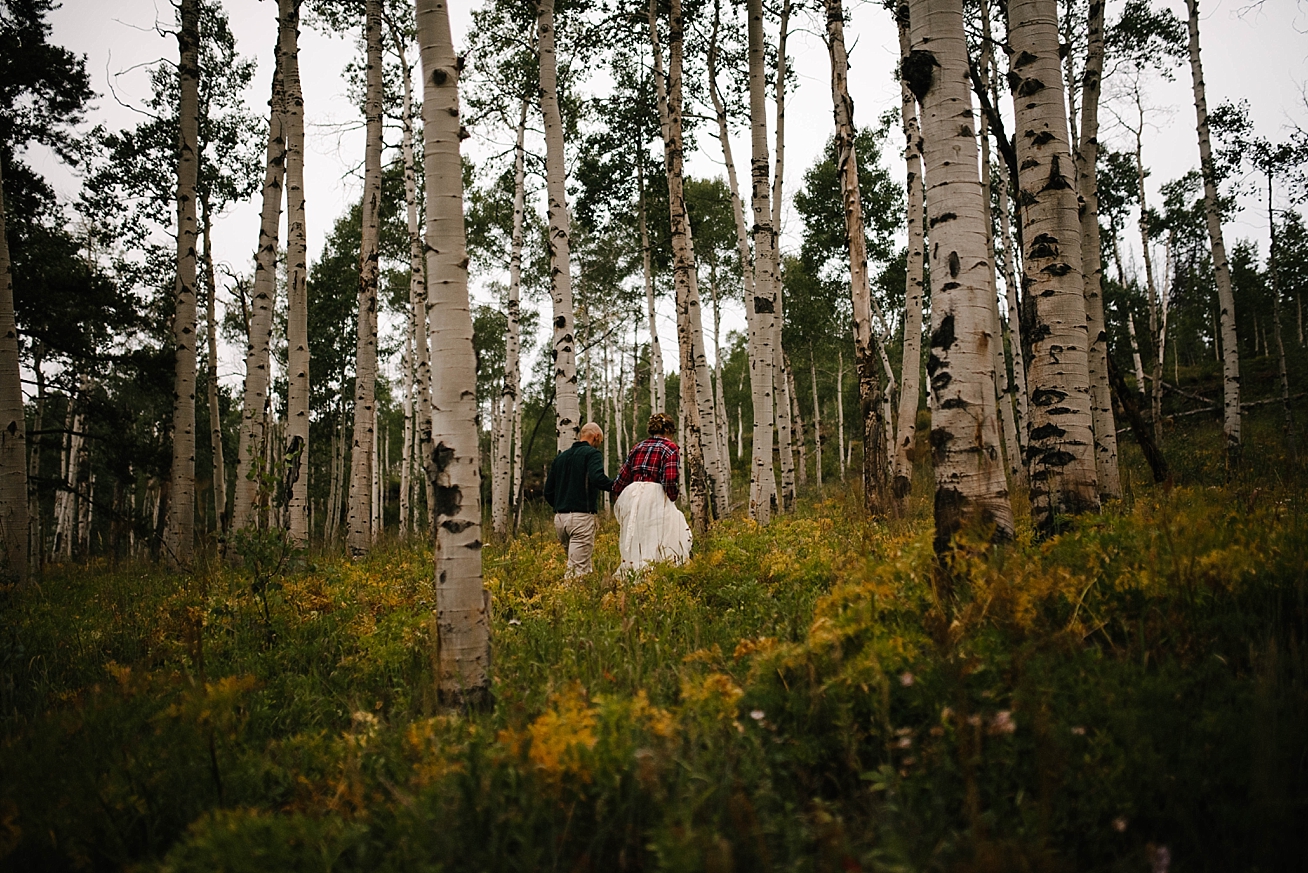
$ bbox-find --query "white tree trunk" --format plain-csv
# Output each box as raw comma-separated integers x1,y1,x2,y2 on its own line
0,161,27,580
347,0,383,556
282,0,310,546
165,0,200,566
906,0,1014,553
418,0,490,703
538,0,581,452
1073,0,1120,501
836,349,846,480
746,0,777,524
401,332,413,535
638,157,665,413
650,0,717,527
234,29,284,533
493,94,528,538
810,346,822,489
772,0,795,513
201,204,226,532
1008,0,1099,531
1185,0,1241,466
789,361,807,487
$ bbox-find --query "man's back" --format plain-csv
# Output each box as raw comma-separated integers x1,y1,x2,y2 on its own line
544,441,612,515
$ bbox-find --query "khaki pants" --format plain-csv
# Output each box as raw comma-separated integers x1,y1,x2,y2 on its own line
554,512,599,576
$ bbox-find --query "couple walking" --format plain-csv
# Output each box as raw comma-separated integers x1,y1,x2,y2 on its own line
543,412,692,576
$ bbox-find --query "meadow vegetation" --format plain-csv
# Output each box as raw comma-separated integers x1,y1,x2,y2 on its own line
2,404,1306,872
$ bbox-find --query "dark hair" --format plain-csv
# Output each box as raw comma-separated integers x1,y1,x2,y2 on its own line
647,412,676,436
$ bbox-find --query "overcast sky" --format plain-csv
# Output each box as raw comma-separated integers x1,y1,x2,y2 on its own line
29,0,1308,389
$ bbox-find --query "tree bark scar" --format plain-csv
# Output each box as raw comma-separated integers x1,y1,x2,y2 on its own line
902,50,938,102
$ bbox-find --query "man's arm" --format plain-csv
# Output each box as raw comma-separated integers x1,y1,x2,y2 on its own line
543,457,557,508
586,448,614,493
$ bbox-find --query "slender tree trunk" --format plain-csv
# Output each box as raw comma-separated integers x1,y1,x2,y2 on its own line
165,0,200,566
200,201,227,533
825,0,885,513
27,344,43,569
1267,173,1295,445
638,157,665,413
234,27,284,533
418,0,490,704
1071,0,1119,502
905,0,1015,555
347,0,384,556
890,4,925,502
493,94,528,538
1008,0,1099,532
0,160,27,584
810,344,822,489
789,361,807,487
538,0,581,452
836,348,846,480
746,0,778,524
974,7,1021,488
710,268,732,496
401,333,412,535
1185,0,1241,468
1128,311,1146,395
282,0,309,546
650,0,715,527
772,0,796,512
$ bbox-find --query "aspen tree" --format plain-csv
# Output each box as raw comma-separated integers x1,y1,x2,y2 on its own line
904,0,1014,554
538,0,582,452
492,94,529,538
282,0,309,546
0,160,26,584
638,156,665,413
1008,0,1100,531
649,0,718,526
1185,0,1241,467
347,0,384,556
200,207,225,531
891,2,925,501
773,0,795,512
747,0,778,524
165,0,200,566
823,0,886,513
234,25,284,533
1073,0,1120,500
418,0,491,703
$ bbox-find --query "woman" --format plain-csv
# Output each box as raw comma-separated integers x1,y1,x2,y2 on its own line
611,412,693,572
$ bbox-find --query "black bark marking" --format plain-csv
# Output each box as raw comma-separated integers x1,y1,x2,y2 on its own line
902,50,938,102
1017,77,1045,98
1021,158,1040,171
1030,422,1067,441
1042,154,1072,191
1032,131,1054,147
940,397,968,410
1042,262,1073,277
928,211,957,228
941,282,961,292
753,295,775,314
434,485,461,518
1029,233,1059,259
1030,387,1068,407
931,371,953,393
442,519,475,533
1012,50,1038,69
554,315,566,328
930,314,956,351
926,352,943,376
948,251,960,278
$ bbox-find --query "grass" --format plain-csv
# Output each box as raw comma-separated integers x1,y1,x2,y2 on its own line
2,405,1307,872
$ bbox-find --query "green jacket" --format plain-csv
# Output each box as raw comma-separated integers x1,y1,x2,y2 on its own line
543,441,613,514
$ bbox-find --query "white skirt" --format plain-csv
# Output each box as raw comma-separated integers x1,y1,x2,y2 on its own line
613,482,693,572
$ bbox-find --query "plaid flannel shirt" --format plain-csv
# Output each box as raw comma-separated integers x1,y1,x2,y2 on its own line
611,436,680,502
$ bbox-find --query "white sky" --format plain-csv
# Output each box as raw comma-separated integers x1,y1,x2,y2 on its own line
27,0,1308,394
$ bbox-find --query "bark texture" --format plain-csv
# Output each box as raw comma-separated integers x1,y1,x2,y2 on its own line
892,3,925,501
1185,0,1241,467
1074,0,1120,500
282,0,309,546
747,0,777,524
1008,0,1100,532
905,0,1014,553
347,0,384,556
234,28,284,532
418,0,490,704
165,0,200,566
538,0,581,452
0,161,27,584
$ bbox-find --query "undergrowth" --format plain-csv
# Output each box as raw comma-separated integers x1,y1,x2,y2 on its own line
2,410,1306,872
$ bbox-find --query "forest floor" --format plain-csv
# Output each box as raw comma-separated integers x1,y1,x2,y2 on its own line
3,387,1308,871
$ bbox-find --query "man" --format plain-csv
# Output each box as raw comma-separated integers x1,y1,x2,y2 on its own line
543,422,613,576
